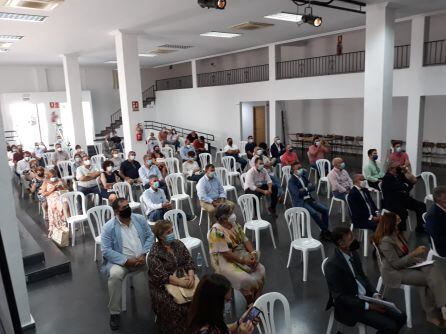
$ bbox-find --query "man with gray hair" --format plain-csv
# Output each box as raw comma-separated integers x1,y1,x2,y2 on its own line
327,157,353,200
425,186,446,257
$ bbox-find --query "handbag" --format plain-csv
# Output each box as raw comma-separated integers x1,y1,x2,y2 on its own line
165,273,200,304
52,226,69,247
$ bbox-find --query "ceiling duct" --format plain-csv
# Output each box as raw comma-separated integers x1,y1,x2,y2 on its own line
231,21,274,31
158,44,194,49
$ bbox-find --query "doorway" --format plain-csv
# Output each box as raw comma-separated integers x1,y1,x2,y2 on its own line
240,101,268,144
253,106,266,144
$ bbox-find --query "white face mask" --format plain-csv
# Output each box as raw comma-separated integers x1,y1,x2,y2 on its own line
39,145,45,149
113,153,119,158
315,141,321,147
106,166,113,172
256,149,263,156
228,213,236,223
75,157,81,162
129,155,135,161
224,301,232,315
24,156,30,161
360,180,368,188
84,160,91,166
275,139,281,144
50,177,57,182
57,147,62,152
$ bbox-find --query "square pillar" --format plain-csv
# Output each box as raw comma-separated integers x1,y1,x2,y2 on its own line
62,54,87,148
191,60,197,88
115,31,146,159
268,44,276,81
268,100,279,145
362,3,395,168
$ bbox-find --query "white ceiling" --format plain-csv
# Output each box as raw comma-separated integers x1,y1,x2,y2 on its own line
0,0,445,67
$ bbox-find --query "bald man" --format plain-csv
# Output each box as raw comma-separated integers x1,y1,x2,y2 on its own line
327,157,353,201
347,174,379,231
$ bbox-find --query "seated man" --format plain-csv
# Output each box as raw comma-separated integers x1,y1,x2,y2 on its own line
245,135,256,160
76,155,101,197
327,157,352,200
307,136,330,173
142,175,172,221
426,186,446,257
348,174,379,231
101,198,154,330
364,149,385,190
280,144,299,166
182,151,204,182
138,154,166,192
223,137,247,171
389,141,411,171
270,137,285,161
12,144,24,165
250,147,283,199
180,139,196,162
288,162,330,240
244,157,278,216
16,151,32,180
52,143,69,166
325,227,406,333
110,149,124,171
197,164,234,222
119,151,142,185
381,162,426,232
33,142,46,167
146,132,158,153
193,135,208,156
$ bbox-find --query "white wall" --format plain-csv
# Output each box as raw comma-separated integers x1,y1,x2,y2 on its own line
427,13,446,41
241,101,268,140
424,95,446,143
140,62,192,91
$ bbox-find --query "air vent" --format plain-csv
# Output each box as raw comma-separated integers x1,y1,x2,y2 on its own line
230,21,274,31
150,48,177,55
158,44,193,50
0,0,63,10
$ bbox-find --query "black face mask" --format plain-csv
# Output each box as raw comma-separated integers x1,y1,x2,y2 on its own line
119,206,132,219
349,239,360,252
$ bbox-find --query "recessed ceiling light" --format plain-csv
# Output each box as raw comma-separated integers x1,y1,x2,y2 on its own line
0,11,47,22
139,53,157,57
2,0,63,11
104,60,117,64
0,34,23,41
0,42,12,48
0,48,9,53
200,31,241,38
264,12,302,23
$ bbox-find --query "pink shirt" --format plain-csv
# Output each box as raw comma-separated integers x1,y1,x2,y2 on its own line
389,152,409,167
307,145,328,164
280,151,298,166
327,168,353,193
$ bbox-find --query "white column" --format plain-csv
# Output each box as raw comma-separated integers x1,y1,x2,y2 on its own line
268,44,276,81
0,117,33,329
362,3,395,168
405,16,427,175
191,60,197,88
268,100,278,145
115,31,146,159
33,67,48,91
62,54,87,148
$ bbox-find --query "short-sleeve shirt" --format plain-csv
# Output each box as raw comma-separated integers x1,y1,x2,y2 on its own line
120,160,141,179
389,152,410,167
76,165,99,188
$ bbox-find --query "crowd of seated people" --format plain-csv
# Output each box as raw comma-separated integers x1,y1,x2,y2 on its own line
9,130,446,333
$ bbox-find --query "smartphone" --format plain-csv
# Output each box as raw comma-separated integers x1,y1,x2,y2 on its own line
244,306,262,322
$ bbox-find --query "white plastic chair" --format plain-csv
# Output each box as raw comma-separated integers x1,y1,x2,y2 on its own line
373,243,412,328
420,171,437,203
316,159,331,199
253,292,292,334
321,258,367,334
215,149,225,164
57,160,75,182
237,194,276,255
91,154,106,171
87,205,114,261
329,196,346,223
199,153,212,168
164,209,208,267
199,207,211,231
165,173,194,215
165,157,180,175
365,180,382,210
346,194,370,257
61,191,88,247
281,165,291,205
94,142,103,155
161,146,174,158
222,156,241,187
239,140,248,159
113,182,141,211
284,207,325,281
42,152,54,169
215,167,238,200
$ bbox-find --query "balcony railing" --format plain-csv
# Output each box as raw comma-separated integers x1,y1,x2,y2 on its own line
277,45,410,80
197,64,269,87
424,39,446,66
156,75,193,91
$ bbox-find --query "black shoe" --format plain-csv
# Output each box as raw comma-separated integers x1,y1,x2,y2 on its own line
415,226,425,233
110,314,120,330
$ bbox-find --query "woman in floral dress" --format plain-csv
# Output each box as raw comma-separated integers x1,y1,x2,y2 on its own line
208,204,265,305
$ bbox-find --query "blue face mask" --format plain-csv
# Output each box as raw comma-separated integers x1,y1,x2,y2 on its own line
165,232,175,244
152,181,159,189
297,168,305,176
340,162,346,170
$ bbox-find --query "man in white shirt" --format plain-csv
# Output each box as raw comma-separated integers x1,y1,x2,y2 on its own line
223,137,247,171
76,155,101,197
52,143,70,166
244,157,279,216
142,175,172,221
16,151,32,180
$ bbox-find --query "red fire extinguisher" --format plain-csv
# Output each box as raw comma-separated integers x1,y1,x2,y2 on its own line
136,123,143,141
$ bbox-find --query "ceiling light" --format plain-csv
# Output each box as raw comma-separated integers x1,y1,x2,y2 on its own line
302,14,322,27
200,31,241,38
104,60,117,64
1,0,63,10
198,0,226,10
0,48,9,53
0,11,47,22
0,34,23,41
139,53,157,57
0,42,12,48
264,12,302,23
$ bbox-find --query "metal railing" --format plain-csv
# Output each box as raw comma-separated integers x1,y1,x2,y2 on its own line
156,75,193,91
424,39,446,66
4,130,17,144
197,64,269,87
394,44,410,69
142,84,156,105
110,109,121,129
144,120,215,143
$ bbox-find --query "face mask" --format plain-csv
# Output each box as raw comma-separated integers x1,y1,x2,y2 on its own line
24,156,30,161
39,145,45,149
224,301,232,315
372,155,378,161
12,148,17,152
76,149,82,153
248,139,253,143
208,171,215,178
257,165,264,172
75,157,81,162
106,166,113,172
35,145,39,149
188,157,195,161
228,213,236,223
119,206,132,219
349,239,360,252
256,149,263,156
57,148,62,152
359,180,368,188
187,144,192,148
395,147,402,153
165,232,175,244
129,155,135,161
152,181,159,189
339,162,346,170
288,148,293,152
297,168,304,176
146,160,152,166
276,139,281,144
315,141,321,147
113,154,119,158
84,160,91,166
50,177,57,182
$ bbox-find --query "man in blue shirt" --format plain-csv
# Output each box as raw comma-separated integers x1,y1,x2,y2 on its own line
138,154,167,193
180,139,196,161
142,175,172,221
101,198,154,330
197,164,234,222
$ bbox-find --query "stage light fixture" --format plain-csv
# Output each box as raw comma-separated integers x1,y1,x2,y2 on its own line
198,0,226,10
302,14,322,27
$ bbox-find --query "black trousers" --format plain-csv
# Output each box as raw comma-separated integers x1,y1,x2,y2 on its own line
357,308,406,334
245,184,278,210
391,196,426,231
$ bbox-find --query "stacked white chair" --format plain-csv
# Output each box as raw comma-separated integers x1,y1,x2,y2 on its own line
420,171,437,203
284,207,325,281
86,205,114,261
91,154,106,171
42,152,54,169
222,156,241,187
281,165,292,205
165,157,180,175
113,182,141,211
253,292,292,334
165,173,194,215
215,167,238,200
94,142,103,155
164,209,208,267
57,160,75,183
237,194,276,256
61,191,88,246
316,159,331,199
161,146,174,158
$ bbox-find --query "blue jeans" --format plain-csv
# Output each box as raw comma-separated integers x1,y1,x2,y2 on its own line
270,174,283,197
148,208,167,221
333,191,347,201
303,200,329,232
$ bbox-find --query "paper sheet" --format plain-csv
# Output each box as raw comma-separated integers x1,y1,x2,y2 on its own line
408,260,435,269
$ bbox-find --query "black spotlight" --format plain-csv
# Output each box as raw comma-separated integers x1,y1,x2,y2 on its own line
198,0,226,10
302,14,322,27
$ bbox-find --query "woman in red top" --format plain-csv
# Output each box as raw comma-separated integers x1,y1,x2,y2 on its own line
280,144,299,166
307,136,330,169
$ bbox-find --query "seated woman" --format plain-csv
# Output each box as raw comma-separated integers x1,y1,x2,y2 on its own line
40,169,67,238
73,153,83,171
31,166,47,210
147,220,197,334
182,151,204,182
100,160,120,203
166,128,180,151
152,148,168,177
185,273,256,334
374,212,446,328
208,204,265,305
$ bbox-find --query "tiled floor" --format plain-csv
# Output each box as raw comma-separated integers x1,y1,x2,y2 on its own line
20,153,446,334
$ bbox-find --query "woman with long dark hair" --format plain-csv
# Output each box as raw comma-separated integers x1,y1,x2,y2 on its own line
185,274,255,334
374,212,446,328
